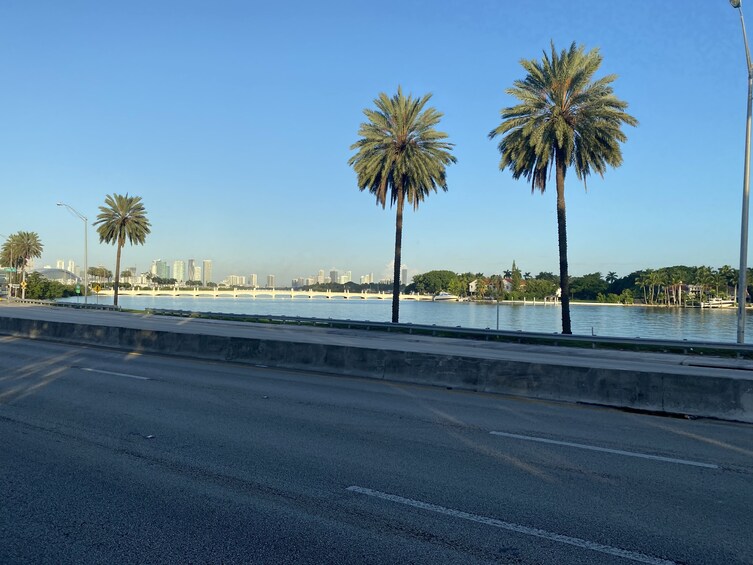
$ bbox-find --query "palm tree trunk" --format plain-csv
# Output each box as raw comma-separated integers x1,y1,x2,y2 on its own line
392,191,405,323
555,150,572,334
114,239,123,306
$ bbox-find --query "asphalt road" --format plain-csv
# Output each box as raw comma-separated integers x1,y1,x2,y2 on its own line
1,336,752,564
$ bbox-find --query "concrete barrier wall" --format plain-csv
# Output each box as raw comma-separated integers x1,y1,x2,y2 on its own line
1,316,751,423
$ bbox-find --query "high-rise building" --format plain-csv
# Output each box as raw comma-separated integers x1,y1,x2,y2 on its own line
401,267,408,286
56,260,65,270
225,275,246,286
330,270,339,285
194,267,201,283
67,260,76,274
317,270,325,284
248,274,258,288
266,274,275,288
151,259,169,279
172,260,185,283
202,260,213,285
187,259,196,282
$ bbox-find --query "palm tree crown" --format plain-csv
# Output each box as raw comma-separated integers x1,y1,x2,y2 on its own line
490,42,637,193
349,87,456,323
14,231,44,270
349,87,456,211
93,193,151,306
489,42,636,334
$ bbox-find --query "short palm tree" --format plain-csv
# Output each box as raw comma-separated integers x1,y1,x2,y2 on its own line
0,235,20,273
2,231,43,298
349,87,456,323
489,42,637,334
93,193,151,306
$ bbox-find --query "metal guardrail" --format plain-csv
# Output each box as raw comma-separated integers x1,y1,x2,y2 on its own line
6,298,122,311
143,307,753,357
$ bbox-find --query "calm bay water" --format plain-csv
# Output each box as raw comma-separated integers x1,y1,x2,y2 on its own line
63,295,753,344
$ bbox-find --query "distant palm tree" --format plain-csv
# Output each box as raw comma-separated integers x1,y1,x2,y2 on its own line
4,231,43,299
349,87,456,323
694,266,718,304
93,193,151,306
668,270,684,306
489,42,637,334
0,235,22,277
15,232,43,274
606,271,618,285
718,264,738,300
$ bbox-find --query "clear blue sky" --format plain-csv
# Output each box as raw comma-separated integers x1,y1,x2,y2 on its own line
0,1,748,284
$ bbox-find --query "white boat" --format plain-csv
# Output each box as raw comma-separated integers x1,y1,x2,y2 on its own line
433,292,459,302
700,298,736,309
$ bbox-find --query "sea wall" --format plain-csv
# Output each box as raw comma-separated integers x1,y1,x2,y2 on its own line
1,316,751,423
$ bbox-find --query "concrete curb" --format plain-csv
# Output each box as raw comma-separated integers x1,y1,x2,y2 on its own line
1,316,752,423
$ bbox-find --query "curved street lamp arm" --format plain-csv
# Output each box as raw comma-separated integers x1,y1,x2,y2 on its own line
56,201,89,304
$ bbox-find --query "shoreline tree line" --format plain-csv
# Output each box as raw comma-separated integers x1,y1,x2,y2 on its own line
404,264,749,306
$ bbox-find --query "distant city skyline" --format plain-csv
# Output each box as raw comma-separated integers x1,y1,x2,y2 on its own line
46,256,414,288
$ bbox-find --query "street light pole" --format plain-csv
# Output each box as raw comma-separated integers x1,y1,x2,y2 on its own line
732,0,753,344
57,202,89,304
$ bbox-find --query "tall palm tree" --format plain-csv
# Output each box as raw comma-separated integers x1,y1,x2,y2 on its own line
489,42,637,334
93,193,151,306
349,87,456,323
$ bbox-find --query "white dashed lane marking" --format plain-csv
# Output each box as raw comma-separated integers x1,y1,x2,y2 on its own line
489,431,718,469
347,486,678,565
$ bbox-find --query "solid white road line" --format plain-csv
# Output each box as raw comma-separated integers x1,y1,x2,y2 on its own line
346,486,677,565
489,431,718,469
80,367,150,381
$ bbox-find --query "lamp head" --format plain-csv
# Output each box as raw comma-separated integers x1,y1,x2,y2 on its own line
732,0,742,8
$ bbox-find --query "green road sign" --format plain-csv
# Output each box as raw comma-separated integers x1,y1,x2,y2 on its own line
2,268,16,273
75,285,81,294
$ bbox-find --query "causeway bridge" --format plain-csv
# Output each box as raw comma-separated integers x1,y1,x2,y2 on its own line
101,288,434,301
